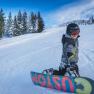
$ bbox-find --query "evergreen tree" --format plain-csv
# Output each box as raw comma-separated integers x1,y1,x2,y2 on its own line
22,11,27,34
5,12,13,37
31,12,36,32
37,12,44,33
27,14,33,33
90,15,94,24
0,9,5,38
17,10,23,35
13,16,19,36
34,14,38,32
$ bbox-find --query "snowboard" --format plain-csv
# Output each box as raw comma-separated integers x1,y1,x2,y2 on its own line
30,71,94,94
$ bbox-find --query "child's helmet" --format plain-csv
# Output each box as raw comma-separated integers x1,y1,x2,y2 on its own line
66,23,80,36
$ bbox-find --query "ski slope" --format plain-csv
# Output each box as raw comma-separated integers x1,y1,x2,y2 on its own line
0,24,94,94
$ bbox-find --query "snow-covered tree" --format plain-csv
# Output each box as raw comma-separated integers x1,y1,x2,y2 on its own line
0,9,5,38
27,12,36,33
28,12,44,33
27,15,33,33
31,12,37,33
5,12,14,37
13,16,20,36
37,12,44,33
17,10,23,35
22,11,28,34
90,15,94,24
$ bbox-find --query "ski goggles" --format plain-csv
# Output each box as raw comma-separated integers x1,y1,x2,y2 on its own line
71,31,79,36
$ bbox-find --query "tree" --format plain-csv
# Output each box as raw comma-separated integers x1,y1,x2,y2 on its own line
13,16,19,36
31,12,36,32
37,12,44,33
22,11,27,34
5,12,13,37
27,14,33,33
0,9,5,38
90,15,94,24
17,10,23,35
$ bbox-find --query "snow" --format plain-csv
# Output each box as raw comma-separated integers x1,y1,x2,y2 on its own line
1,1,94,93
0,24,94,94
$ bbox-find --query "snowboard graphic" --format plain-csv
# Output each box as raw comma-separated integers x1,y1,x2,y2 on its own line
30,71,94,94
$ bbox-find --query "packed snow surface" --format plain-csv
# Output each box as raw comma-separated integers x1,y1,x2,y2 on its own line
0,25,94,94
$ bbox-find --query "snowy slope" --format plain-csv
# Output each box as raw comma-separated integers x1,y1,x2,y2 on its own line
0,1,94,94
0,24,94,94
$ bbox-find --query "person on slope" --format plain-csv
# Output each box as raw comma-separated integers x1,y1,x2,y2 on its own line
59,23,80,77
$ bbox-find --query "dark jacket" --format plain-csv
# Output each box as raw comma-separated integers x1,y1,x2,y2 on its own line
61,34,79,65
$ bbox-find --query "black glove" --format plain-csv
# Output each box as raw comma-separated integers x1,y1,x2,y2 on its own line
67,52,73,58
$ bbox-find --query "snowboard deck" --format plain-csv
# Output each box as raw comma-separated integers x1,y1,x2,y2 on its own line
30,71,94,94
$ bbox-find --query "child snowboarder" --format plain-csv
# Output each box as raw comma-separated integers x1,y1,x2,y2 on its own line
59,23,80,77
43,23,80,77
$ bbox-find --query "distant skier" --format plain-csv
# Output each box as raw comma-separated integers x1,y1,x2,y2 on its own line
59,23,80,77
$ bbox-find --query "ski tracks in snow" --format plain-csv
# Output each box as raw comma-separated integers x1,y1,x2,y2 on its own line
79,48,94,80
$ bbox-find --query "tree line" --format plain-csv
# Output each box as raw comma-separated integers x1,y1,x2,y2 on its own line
0,9,45,38
59,15,94,27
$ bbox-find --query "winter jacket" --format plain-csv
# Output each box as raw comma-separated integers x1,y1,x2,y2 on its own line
61,34,79,65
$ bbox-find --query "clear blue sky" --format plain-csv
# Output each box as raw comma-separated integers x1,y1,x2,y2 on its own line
0,0,82,13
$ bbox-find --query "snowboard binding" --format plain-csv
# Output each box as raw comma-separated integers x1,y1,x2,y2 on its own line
42,68,54,75
65,64,80,77
42,64,80,77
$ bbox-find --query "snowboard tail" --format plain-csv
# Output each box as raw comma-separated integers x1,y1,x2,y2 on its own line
30,71,94,94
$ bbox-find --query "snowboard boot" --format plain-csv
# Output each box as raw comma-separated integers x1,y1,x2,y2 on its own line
69,64,80,77
42,68,54,75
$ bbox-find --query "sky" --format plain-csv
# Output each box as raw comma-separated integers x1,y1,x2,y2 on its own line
0,0,92,28
0,0,83,12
